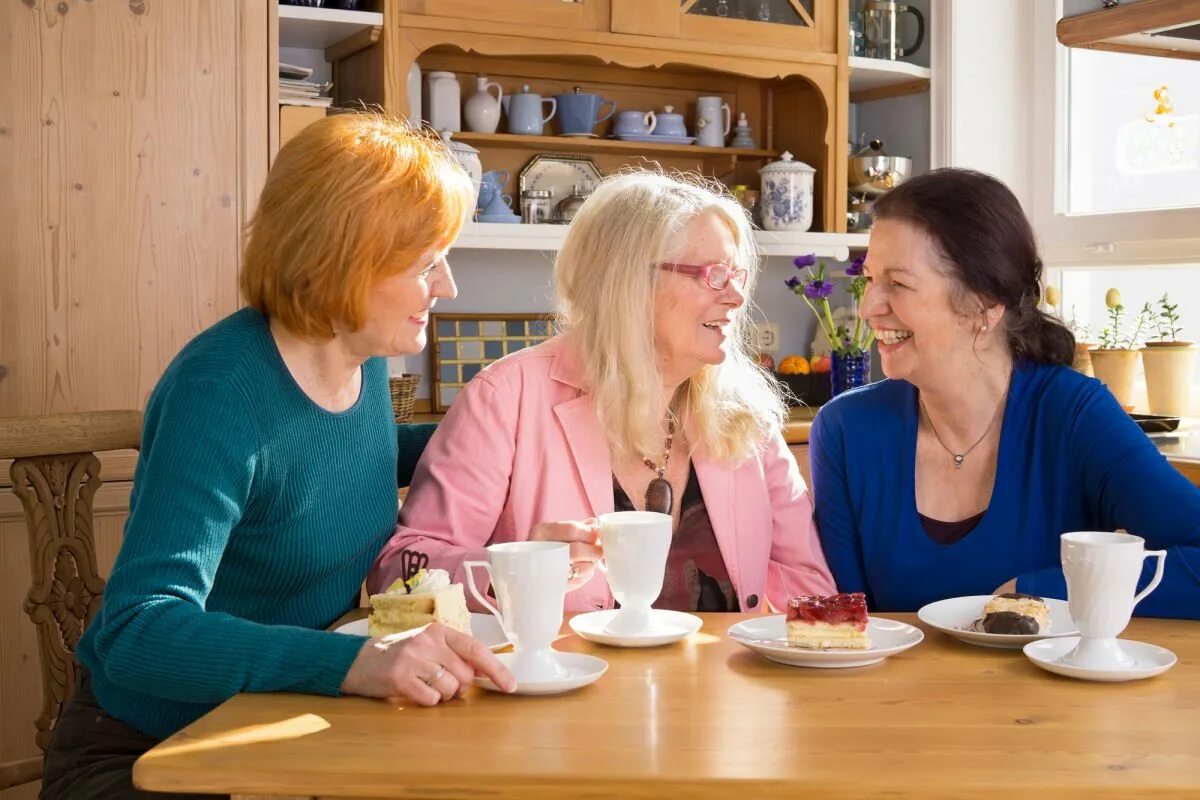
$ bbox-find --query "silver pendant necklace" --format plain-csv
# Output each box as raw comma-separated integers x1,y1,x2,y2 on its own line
920,386,1008,470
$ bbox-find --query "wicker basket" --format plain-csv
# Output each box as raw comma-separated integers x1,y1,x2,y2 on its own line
388,374,420,423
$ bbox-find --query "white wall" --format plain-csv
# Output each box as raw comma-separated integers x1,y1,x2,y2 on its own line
939,0,1038,209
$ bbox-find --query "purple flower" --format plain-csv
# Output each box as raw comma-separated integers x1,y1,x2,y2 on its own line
804,280,834,300
793,254,818,268
846,255,865,276
785,276,802,291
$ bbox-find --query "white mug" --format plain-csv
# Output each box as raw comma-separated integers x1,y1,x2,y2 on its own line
465,541,570,682
598,511,672,635
1060,531,1166,669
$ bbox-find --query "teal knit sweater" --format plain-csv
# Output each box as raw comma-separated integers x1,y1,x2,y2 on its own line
77,308,434,739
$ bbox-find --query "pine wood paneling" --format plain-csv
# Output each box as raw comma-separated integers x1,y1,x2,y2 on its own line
0,0,270,419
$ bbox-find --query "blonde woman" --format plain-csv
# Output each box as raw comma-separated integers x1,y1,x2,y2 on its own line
370,172,833,614
43,113,514,800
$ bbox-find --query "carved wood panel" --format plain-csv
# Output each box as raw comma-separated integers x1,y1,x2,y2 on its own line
9,454,106,751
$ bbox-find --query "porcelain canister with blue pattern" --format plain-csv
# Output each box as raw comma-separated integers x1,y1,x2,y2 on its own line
758,151,815,232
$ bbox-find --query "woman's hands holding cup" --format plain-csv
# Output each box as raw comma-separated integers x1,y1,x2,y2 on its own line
529,518,601,590
342,623,516,705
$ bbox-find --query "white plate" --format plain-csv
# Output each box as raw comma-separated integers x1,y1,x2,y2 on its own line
1024,637,1177,682
569,609,702,647
917,595,1078,650
474,651,608,695
727,615,923,669
614,133,696,145
333,613,510,652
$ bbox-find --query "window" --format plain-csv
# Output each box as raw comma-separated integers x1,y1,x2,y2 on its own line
1029,2,1200,268
1065,48,1200,216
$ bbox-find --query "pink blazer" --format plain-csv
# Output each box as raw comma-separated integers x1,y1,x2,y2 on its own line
369,337,834,613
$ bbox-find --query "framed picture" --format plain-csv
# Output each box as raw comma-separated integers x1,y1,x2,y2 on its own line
430,313,556,412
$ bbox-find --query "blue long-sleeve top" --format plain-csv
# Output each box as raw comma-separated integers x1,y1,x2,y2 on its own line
77,308,435,739
810,360,1200,618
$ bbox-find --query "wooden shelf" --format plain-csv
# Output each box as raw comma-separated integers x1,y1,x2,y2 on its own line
453,222,866,260
848,56,931,103
452,132,779,161
278,5,383,50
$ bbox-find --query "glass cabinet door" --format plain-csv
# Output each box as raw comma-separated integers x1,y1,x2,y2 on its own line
678,0,831,51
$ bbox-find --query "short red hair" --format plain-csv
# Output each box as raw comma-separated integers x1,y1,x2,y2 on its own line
241,112,473,338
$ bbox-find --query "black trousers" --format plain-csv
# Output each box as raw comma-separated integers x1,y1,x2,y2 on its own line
40,669,226,800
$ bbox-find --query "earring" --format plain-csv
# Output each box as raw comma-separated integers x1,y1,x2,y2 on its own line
980,323,989,333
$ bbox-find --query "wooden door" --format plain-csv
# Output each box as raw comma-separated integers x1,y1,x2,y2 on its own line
0,0,272,419
398,0,611,32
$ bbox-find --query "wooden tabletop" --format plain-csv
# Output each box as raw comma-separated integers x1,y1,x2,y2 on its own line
134,612,1200,799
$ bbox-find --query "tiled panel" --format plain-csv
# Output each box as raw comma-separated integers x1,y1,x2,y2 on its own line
429,314,556,411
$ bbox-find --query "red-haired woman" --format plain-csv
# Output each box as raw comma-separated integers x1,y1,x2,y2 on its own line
41,113,513,800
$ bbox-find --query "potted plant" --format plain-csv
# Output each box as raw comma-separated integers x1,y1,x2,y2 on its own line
1089,289,1152,409
786,254,874,397
1142,293,1195,417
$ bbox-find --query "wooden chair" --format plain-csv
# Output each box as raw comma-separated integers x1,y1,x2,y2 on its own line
0,411,141,791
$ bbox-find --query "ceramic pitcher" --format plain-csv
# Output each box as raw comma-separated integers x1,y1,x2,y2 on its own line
695,96,732,147
555,87,617,135
502,85,556,136
464,75,503,133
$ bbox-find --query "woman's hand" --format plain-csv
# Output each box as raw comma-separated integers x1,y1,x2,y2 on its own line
530,518,602,590
992,579,1017,595
341,623,515,705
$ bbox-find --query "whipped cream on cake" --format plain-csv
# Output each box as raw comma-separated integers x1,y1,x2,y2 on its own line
367,568,471,637
786,593,871,649
970,592,1050,635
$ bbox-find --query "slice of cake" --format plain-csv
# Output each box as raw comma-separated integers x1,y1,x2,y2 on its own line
786,593,871,649
974,592,1050,635
368,568,471,638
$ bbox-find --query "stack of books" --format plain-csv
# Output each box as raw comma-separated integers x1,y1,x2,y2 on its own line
279,63,332,108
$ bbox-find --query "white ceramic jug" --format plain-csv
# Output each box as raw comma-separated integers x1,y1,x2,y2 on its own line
695,96,731,148
464,75,503,134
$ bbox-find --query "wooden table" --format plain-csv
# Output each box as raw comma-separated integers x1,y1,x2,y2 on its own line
133,612,1200,799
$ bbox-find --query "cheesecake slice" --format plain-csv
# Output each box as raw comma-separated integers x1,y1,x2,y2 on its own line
368,568,471,637
786,593,871,649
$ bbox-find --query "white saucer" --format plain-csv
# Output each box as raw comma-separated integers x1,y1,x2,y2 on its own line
727,615,923,669
333,613,510,652
559,132,599,138
569,609,702,647
1023,637,1177,682
473,651,608,695
614,133,696,145
917,595,1078,650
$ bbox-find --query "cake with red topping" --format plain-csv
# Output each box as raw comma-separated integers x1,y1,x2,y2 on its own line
786,593,871,649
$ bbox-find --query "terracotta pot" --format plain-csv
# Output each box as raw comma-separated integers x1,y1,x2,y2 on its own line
1089,349,1140,409
1072,342,1097,377
1142,342,1197,417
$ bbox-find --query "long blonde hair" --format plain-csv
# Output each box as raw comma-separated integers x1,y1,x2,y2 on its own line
554,171,785,463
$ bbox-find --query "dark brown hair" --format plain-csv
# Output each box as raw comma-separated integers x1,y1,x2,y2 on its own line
872,168,1075,366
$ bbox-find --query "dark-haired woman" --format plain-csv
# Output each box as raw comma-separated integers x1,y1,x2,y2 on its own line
810,168,1200,617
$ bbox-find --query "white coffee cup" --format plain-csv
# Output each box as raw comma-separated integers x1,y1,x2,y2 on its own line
465,541,570,682
1060,531,1167,669
598,511,672,635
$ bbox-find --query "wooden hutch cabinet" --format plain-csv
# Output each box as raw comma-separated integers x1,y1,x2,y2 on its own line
334,0,851,233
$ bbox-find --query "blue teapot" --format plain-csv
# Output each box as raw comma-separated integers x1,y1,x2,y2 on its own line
501,85,556,136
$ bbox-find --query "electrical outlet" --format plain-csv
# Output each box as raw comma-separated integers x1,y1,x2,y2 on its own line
752,322,781,354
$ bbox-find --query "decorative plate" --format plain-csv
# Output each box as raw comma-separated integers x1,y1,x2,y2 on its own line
518,154,603,205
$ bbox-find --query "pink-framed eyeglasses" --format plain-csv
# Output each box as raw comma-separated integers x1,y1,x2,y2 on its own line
659,262,748,291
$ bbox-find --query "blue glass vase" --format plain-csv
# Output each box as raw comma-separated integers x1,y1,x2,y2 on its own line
831,350,871,397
